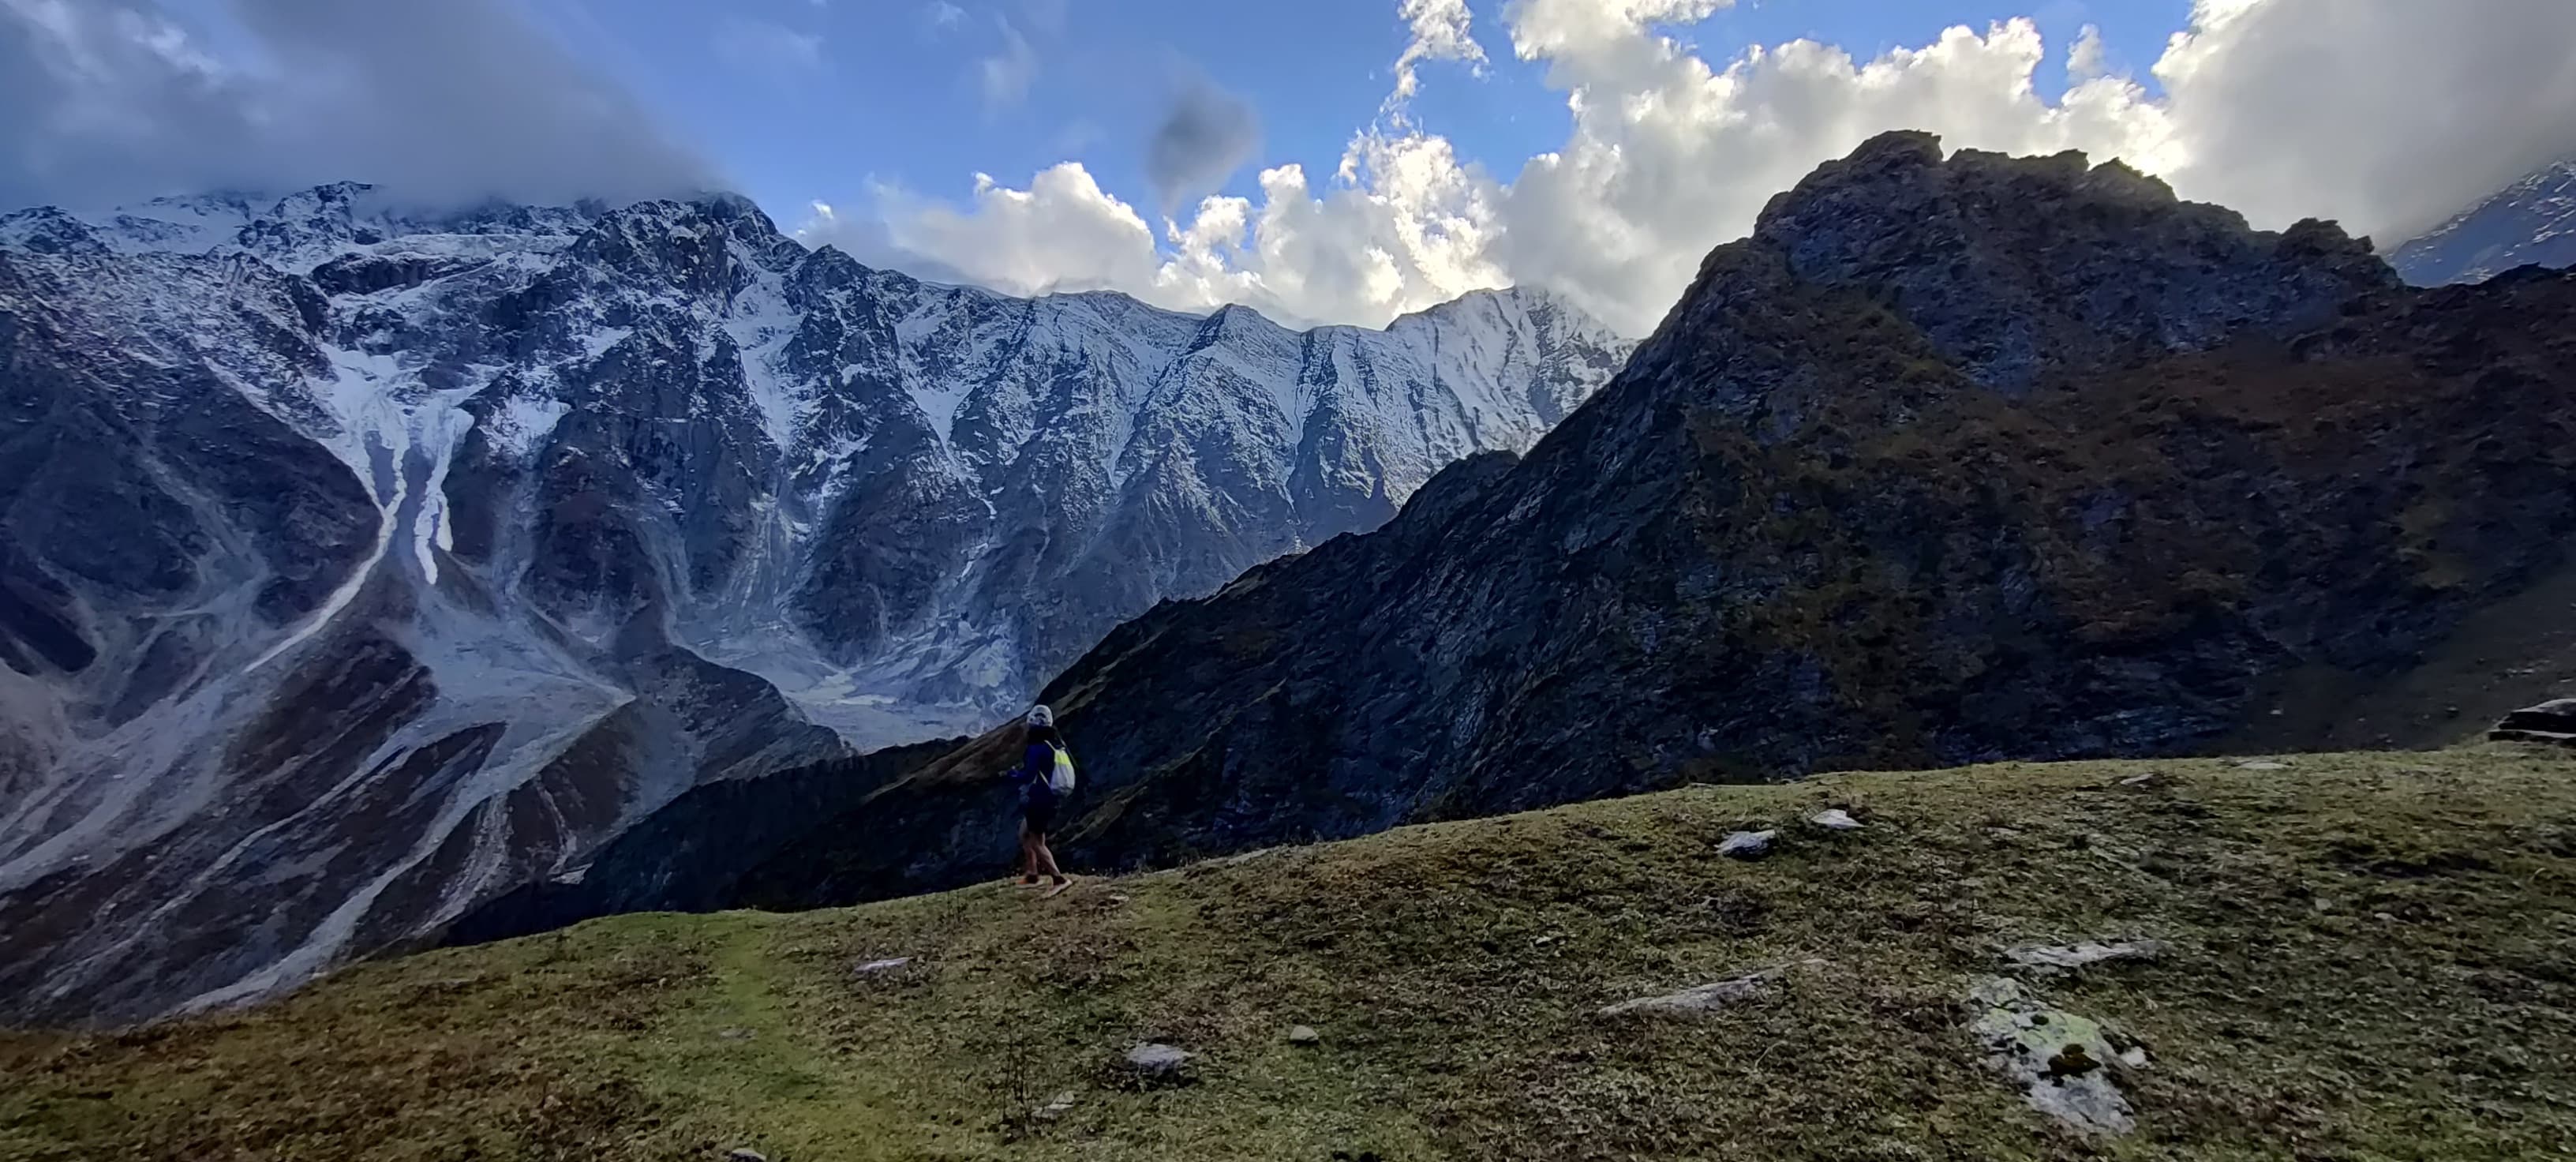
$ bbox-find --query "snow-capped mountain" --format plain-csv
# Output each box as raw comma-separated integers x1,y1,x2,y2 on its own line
2391,156,2576,285
0,182,1630,1023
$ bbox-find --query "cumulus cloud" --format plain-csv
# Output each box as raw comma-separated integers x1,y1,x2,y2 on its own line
1391,0,1488,100
0,0,712,210
2152,0,2576,241
2067,23,2108,81
822,0,2576,335
867,164,1163,298
1144,74,1260,213
977,16,1038,111
715,16,823,73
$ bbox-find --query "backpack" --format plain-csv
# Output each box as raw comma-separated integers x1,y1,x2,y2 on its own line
1046,743,1077,795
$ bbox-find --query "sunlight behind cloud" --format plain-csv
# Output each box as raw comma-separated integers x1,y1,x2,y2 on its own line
801,0,2576,335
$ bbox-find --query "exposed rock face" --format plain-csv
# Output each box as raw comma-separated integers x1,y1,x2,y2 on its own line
730,132,2576,913
2392,156,2576,286
0,186,1624,1024
2492,699,2576,745
444,740,956,945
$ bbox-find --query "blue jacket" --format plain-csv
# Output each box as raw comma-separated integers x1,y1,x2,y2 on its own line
1010,741,1059,804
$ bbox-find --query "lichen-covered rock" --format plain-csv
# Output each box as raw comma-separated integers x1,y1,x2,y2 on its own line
1966,976,2148,1136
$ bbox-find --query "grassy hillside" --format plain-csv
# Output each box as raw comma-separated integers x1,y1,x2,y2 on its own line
8,747,2576,1160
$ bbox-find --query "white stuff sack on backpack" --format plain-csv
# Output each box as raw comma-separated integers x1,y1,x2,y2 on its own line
1046,744,1077,794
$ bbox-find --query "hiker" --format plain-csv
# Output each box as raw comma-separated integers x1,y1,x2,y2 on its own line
1009,705,1077,896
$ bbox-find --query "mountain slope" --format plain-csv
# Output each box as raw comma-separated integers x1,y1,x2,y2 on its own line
9,747,2575,1159
2391,155,2576,284
731,132,2576,909
0,186,1625,1025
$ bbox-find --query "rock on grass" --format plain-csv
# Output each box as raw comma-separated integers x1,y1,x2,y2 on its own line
1717,830,1777,858
1965,976,2149,1136
1600,959,1824,1017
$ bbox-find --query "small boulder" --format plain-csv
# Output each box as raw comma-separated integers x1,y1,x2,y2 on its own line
728,1150,768,1162
1125,1042,1193,1074
2004,939,2168,974
2234,759,2290,771
1600,959,1822,1017
1287,1025,1321,1045
1033,1089,1078,1121
1809,808,1863,831
1717,830,1777,858
854,956,912,974
2492,699,2576,745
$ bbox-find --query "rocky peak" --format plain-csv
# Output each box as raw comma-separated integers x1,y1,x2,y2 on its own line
0,208,107,257
1747,130,2399,392
2393,153,2576,286
567,198,780,301
1193,301,1281,343
239,182,392,264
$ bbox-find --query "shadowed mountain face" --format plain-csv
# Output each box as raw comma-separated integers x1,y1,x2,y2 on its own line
713,133,2576,912
0,187,1625,1025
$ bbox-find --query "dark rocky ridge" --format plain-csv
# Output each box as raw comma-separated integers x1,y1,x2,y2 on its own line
701,132,2576,911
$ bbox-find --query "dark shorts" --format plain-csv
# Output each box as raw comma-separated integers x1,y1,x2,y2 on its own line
1021,798,1058,836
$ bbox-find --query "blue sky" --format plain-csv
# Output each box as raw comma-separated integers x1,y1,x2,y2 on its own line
12,1,2572,334
524,0,2190,233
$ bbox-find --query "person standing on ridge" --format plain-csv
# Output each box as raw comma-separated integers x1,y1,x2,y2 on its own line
1009,705,1077,897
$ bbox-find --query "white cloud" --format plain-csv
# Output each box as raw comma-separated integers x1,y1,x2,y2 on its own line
0,0,711,209
2067,22,2107,81
2151,0,2576,242
1391,0,1487,100
977,15,1037,111
714,16,822,73
924,1,964,33
821,0,2576,336
865,163,1162,298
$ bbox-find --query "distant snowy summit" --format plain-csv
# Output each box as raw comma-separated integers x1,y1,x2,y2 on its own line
2391,156,2576,286
0,181,1631,1023
0,182,1631,738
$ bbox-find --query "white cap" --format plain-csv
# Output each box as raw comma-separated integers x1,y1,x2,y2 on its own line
1026,705,1054,728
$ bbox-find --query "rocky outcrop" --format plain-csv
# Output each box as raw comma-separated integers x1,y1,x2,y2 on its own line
441,738,957,946
734,131,2576,914
2492,699,2576,745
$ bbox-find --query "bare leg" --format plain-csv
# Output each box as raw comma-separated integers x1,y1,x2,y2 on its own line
1034,835,1065,883
1016,822,1041,883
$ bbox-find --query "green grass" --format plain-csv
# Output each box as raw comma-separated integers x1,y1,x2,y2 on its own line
9,746,2576,1160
